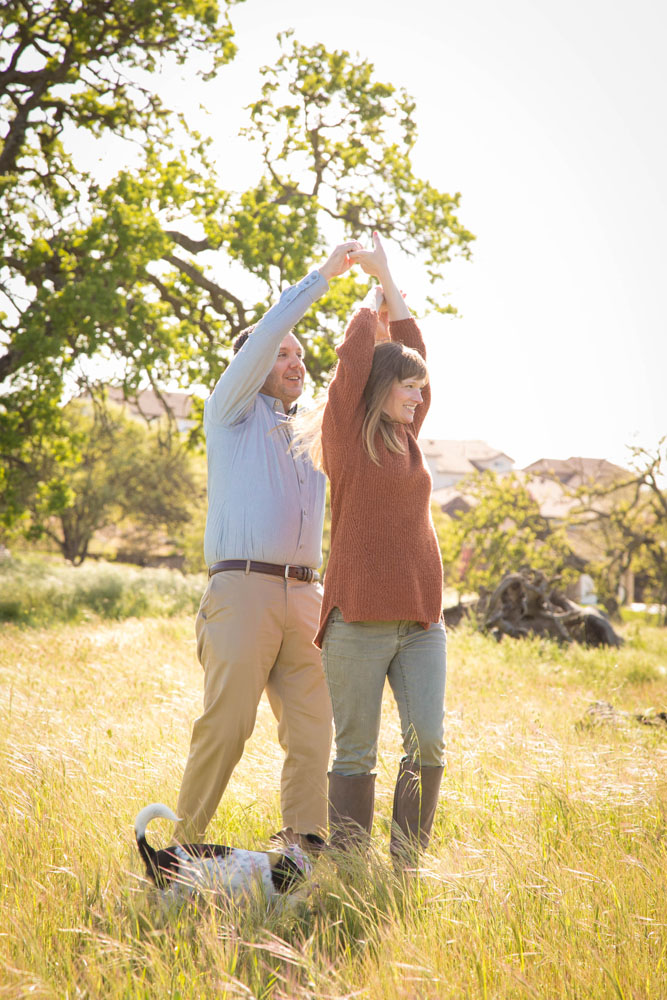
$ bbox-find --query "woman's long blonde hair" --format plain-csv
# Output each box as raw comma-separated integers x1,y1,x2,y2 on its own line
292,341,428,470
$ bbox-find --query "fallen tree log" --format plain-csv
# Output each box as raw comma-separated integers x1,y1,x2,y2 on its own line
577,701,667,729
473,568,624,647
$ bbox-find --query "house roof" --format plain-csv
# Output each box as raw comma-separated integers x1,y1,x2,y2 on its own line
433,475,575,521
431,485,474,515
515,471,577,520
523,456,631,486
419,439,514,475
106,386,193,422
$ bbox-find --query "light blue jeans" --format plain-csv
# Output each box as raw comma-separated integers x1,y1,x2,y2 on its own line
322,609,447,776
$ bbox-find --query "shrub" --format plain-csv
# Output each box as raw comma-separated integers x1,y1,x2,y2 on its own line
0,554,205,627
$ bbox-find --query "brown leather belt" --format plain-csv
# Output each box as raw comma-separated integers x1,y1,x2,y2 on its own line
208,559,319,583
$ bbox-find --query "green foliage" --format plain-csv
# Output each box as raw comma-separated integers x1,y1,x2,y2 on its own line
179,489,209,575
568,439,667,621
0,554,205,626
2,399,204,565
0,390,77,530
0,0,241,524
242,33,473,289
238,32,474,377
434,471,576,594
1,8,473,528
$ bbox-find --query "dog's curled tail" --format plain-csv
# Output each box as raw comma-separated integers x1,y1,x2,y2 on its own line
135,803,182,886
134,802,181,843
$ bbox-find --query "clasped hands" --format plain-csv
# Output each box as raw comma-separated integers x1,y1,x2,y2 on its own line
320,232,405,342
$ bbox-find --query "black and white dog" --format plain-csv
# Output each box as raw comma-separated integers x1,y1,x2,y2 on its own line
135,804,313,903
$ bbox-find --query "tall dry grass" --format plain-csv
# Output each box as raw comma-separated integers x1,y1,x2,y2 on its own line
1,613,665,998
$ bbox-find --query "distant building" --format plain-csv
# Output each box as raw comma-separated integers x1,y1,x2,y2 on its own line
522,456,630,488
428,449,636,604
105,386,196,434
519,455,633,525
428,451,632,519
521,456,635,603
431,485,475,518
419,439,515,491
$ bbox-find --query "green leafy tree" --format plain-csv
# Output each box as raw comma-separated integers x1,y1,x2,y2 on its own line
435,471,576,595
568,440,667,623
1,9,473,529
0,0,240,523
10,400,203,565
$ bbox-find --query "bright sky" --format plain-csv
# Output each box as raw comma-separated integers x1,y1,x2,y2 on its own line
83,0,667,470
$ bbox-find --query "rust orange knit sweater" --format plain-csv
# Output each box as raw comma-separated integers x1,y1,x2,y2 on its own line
314,308,444,648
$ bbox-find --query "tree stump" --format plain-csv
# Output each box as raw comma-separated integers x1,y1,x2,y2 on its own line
476,568,623,647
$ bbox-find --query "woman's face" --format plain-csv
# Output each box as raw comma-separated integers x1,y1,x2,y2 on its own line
382,375,428,424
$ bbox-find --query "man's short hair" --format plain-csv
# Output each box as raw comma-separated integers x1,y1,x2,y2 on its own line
233,325,256,354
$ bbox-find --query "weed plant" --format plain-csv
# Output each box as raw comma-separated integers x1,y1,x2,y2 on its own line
0,614,665,998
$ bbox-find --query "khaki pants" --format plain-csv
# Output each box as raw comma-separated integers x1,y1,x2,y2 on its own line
174,570,332,842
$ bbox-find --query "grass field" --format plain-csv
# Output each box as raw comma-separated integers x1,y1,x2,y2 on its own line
1,608,666,998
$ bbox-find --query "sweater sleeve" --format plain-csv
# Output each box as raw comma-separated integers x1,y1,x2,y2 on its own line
322,308,377,469
389,316,432,434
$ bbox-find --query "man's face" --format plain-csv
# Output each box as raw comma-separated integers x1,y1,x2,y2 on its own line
259,333,306,411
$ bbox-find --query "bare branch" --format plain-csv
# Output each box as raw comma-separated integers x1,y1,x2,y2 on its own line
162,253,247,324
164,230,213,255
142,271,186,317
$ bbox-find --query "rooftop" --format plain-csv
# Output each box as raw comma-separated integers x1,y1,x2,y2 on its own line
106,386,193,422
523,456,631,486
419,438,514,475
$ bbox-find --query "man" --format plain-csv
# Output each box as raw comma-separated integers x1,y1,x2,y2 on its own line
173,241,362,847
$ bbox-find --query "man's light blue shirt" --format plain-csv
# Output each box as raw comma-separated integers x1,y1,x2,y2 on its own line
203,270,328,569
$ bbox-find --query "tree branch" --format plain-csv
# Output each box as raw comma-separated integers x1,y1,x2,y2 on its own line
164,230,213,254
162,253,247,323
142,271,186,317
0,346,22,384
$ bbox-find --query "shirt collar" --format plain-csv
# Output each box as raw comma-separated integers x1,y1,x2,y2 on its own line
259,392,298,417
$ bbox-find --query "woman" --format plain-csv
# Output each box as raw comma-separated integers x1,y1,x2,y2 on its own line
305,233,447,863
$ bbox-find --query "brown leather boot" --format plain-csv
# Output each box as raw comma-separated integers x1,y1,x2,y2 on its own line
328,771,375,850
390,758,443,866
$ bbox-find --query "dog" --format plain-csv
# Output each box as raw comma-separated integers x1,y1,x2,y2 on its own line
134,803,313,904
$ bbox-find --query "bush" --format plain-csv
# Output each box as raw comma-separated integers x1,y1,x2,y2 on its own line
0,554,205,627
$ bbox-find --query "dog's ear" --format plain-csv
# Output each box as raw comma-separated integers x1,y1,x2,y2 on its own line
269,852,305,894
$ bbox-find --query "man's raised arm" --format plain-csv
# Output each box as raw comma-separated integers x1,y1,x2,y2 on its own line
206,242,362,426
